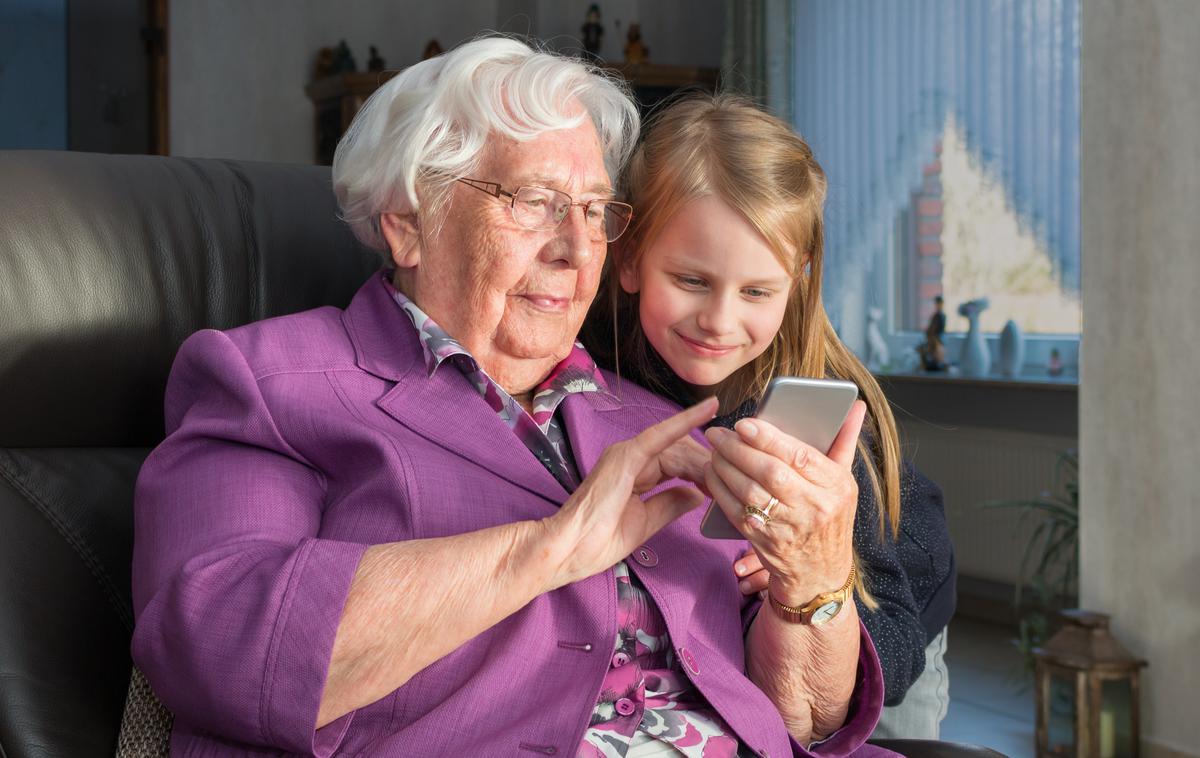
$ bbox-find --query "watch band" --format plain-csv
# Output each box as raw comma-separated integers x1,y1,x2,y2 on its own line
767,563,857,625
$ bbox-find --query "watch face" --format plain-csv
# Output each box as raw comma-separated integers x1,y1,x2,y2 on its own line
810,600,843,625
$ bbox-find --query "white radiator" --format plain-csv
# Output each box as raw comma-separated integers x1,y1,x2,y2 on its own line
896,420,1077,585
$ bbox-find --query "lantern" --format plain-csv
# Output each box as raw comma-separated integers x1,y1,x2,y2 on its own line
1033,610,1147,758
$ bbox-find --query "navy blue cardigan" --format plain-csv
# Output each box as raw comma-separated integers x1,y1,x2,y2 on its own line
853,460,956,706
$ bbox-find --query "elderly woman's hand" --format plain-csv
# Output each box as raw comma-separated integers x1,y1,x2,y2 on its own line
704,400,867,608
545,397,717,588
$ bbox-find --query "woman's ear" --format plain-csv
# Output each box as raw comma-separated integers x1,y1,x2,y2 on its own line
380,213,421,270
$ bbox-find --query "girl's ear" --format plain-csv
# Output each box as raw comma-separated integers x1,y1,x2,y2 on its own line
618,263,640,294
380,213,421,269
617,248,640,293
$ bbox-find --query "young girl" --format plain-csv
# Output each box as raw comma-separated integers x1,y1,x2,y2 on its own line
582,94,956,738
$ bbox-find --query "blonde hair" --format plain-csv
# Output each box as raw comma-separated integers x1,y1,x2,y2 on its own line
593,94,902,603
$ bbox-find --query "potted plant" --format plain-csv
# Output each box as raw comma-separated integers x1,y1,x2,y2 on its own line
981,449,1079,673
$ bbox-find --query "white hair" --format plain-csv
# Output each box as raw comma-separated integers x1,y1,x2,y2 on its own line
332,36,640,252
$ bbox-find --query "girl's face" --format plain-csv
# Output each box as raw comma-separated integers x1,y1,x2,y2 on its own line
622,195,795,396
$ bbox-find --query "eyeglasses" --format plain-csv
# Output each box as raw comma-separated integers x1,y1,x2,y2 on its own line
455,177,633,243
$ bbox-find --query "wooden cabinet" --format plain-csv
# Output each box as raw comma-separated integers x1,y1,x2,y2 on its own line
602,62,720,112
305,63,718,165
304,72,398,165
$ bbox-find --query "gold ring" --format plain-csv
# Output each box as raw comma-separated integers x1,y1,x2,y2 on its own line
743,504,771,528
761,496,780,517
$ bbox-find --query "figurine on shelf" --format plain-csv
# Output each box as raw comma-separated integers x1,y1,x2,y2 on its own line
624,23,648,64
423,39,444,61
313,46,337,79
333,39,357,73
581,4,604,58
916,329,946,372
916,335,946,372
927,295,946,341
865,307,890,371
1048,348,1064,376
367,45,385,72
916,294,948,371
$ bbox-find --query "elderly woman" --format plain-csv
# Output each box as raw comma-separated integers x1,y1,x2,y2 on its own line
131,38,888,757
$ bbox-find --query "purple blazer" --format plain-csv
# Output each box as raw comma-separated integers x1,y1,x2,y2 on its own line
131,276,890,757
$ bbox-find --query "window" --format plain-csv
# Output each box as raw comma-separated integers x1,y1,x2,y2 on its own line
792,0,1080,377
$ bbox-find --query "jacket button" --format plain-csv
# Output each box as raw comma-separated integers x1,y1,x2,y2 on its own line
633,546,659,567
611,651,630,667
679,647,700,675
615,697,636,716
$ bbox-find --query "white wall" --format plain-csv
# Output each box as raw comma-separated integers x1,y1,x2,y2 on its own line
1081,3,1200,757
169,1,726,164
169,0,499,162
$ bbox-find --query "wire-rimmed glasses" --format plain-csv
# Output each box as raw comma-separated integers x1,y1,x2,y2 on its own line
455,178,633,243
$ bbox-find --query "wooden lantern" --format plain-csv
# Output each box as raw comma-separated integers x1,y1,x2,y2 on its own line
1033,610,1147,758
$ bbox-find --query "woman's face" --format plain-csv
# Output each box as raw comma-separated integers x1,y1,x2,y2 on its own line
386,115,612,393
622,195,794,396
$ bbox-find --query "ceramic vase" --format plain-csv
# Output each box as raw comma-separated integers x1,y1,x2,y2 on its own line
998,319,1025,377
957,298,991,376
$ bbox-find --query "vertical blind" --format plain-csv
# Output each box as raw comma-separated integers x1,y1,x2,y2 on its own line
792,0,1080,335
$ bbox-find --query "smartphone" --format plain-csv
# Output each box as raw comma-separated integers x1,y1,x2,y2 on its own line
699,377,860,539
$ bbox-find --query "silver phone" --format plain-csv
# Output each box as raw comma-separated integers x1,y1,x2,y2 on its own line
699,377,860,539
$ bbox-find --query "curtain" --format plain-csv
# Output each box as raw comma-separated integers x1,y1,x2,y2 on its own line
723,0,794,119
792,0,1080,348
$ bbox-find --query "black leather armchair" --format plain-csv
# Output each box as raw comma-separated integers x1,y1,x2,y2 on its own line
0,151,1005,758
0,151,377,757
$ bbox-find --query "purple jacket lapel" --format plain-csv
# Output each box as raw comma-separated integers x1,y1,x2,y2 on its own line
558,385,630,479
339,277,689,511
342,277,568,506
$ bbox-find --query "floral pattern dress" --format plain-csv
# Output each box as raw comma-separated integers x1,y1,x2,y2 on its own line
386,276,746,757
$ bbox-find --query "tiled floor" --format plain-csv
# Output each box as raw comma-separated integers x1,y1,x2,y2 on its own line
941,617,1036,757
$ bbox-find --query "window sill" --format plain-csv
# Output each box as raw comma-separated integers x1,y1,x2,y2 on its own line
873,368,1077,438
873,366,1078,390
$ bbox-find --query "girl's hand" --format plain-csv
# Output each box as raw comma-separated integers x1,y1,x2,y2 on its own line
704,400,866,607
733,547,769,596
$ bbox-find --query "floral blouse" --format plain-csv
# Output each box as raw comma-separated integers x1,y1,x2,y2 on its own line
578,560,745,758
386,278,745,757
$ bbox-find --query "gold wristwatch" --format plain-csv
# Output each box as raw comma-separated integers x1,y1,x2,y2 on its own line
767,564,856,625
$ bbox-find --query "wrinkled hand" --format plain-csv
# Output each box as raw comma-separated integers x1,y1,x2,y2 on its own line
705,400,867,607
547,397,717,588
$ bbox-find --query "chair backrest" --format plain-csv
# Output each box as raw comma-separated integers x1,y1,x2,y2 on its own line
0,151,378,757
